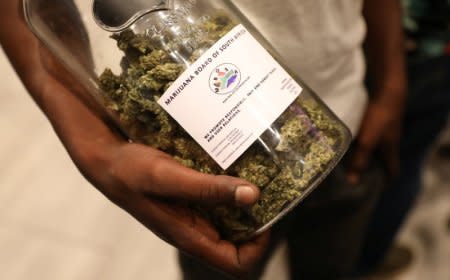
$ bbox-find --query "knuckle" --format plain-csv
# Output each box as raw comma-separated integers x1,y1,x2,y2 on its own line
199,175,234,203
146,158,167,180
144,158,171,191
199,183,219,203
109,145,166,192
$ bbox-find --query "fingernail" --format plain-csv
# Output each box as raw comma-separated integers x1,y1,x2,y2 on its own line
235,186,258,206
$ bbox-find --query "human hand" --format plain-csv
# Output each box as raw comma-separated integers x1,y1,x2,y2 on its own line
48,58,270,278
347,92,405,185
357,0,407,185
1,13,269,277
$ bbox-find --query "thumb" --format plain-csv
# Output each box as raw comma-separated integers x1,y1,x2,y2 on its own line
142,158,260,206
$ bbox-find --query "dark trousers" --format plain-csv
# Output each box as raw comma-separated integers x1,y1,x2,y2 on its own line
356,55,450,273
179,150,386,279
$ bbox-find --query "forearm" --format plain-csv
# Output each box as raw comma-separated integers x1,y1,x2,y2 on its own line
0,1,47,104
363,0,407,106
0,0,116,168
347,0,407,181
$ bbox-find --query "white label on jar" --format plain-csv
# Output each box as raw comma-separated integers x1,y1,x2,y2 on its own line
158,24,303,170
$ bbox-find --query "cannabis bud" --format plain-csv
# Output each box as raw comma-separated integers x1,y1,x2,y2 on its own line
99,12,344,241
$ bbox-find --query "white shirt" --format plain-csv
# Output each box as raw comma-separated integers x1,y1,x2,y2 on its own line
234,0,368,136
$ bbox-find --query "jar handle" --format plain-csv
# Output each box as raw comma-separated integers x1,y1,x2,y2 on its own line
93,0,172,32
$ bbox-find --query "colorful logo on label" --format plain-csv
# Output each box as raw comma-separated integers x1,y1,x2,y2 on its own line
209,63,241,95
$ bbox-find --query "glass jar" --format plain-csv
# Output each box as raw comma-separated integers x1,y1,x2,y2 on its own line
24,0,352,241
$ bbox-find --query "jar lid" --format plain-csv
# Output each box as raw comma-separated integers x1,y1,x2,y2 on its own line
93,0,172,32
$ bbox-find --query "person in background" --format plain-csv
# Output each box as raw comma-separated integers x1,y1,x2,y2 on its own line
181,0,407,278
357,0,450,275
0,0,406,279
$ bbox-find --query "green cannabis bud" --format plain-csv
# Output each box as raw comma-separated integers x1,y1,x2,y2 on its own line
99,12,343,241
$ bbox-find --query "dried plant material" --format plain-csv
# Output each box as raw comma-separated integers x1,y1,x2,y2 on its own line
99,13,343,241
